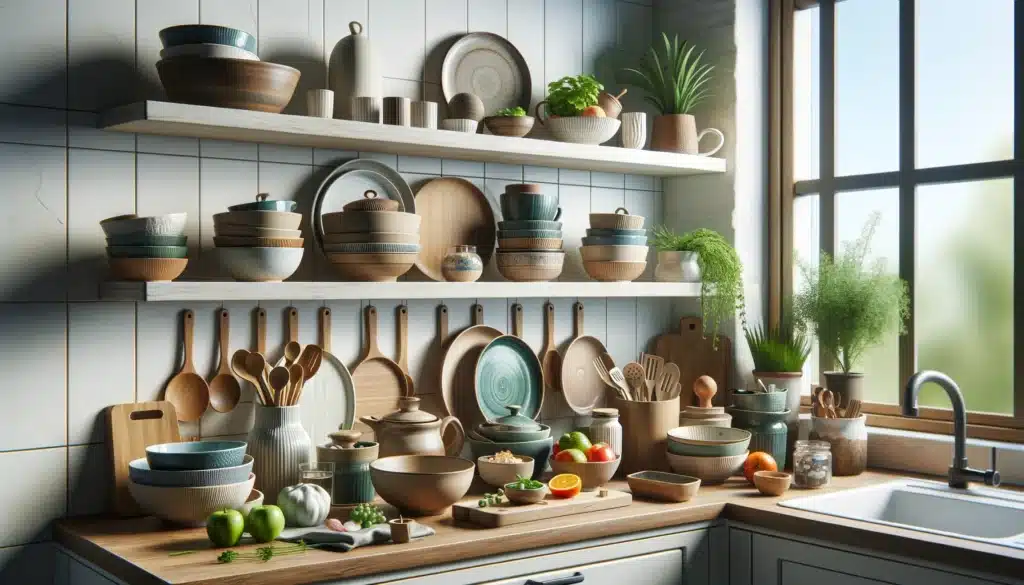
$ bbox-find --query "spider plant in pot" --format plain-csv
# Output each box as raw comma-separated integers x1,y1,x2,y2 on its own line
744,308,811,423
793,212,909,410
650,226,743,348
620,34,724,155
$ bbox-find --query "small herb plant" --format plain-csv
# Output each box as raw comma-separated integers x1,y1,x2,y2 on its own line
494,106,527,117
545,74,603,117
651,226,743,347
620,33,714,115
744,309,811,373
793,213,909,373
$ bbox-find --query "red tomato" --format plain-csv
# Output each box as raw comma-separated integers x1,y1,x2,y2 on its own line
552,443,562,457
586,443,616,462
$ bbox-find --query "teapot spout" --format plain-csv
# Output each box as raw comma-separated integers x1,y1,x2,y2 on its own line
359,416,381,432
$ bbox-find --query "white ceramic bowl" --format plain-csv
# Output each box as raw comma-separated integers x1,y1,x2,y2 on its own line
579,245,649,262
160,43,260,60
666,451,748,485
440,118,479,133
218,246,303,282
100,213,188,238
476,455,535,488
128,473,255,527
544,117,620,145
213,210,303,230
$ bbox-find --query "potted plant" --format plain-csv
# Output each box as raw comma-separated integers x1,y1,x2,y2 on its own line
744,309,811,423
650,226,743,347
620,34,725,156
793,213,909,409
535,74,621,145
483,106,534,138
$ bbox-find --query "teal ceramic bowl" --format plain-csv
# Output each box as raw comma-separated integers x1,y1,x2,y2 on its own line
467,437,553,480
666,426,751,457
107,245,189,259
585,228,647,237
475,335,544,421
228,199,298,212
476,424,551,442
581,235,647,246
129,454,253,487
731,389,789,413
146,441,247,471
499,229,563,239
500,192,561,221
106,235,188,247
498,220,563,231
159,24,258,53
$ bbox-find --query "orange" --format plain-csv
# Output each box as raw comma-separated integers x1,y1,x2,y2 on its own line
548,473,582,498
743,451,778,484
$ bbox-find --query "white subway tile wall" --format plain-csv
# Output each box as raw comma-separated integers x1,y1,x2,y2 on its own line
0,1,667,578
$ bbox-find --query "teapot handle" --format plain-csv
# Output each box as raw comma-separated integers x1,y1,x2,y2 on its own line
439,416,465,456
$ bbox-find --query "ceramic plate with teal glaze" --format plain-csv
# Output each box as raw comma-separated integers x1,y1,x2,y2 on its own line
475,335,543,421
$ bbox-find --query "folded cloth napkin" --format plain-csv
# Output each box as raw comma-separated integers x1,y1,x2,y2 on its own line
278,523,435,552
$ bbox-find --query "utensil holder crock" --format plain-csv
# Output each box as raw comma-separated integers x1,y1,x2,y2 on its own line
612,396,679,476
247,404,312,504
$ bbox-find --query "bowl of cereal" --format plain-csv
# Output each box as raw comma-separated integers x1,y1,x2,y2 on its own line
476,451,535,488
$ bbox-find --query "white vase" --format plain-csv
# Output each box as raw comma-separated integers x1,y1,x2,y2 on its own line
752,372,806,425
654,251,701,282
247,405,312,504
328,21,381,119
621,112,647,149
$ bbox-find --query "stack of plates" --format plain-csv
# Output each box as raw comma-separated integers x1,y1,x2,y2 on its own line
496,184,565,282
580,207,648,282
213,194,304,282
101,213,189,282
320,192,421,281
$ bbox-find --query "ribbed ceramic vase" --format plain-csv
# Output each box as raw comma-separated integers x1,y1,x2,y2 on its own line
621,112,647,149
247,405,312,504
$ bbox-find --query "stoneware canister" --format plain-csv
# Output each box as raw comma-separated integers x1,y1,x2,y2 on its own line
441,245,483,282
247,404,312,504
729,407,790,469
654,251,701,282
588,407,623,457
316,431,378,504
810,414,867,476
328,21,381,119
612,395,679,475
621,112,647,149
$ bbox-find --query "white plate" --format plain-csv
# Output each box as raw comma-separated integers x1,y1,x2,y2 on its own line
441,33,531,116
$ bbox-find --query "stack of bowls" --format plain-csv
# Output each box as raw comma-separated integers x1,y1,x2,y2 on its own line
213,194,304,282
156,25,300,114
580,207,648,282
101,213,189,281
468,405,553,480
496,184,565,282
728,388,791,468
665,426,750,485
127,441,255,527
320,190,421,281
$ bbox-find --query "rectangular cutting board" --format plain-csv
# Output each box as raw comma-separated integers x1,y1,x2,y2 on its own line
652,316,732,408
452,489,632,528
107,401,181,516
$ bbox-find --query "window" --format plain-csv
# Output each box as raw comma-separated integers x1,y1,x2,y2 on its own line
772,0,1021,439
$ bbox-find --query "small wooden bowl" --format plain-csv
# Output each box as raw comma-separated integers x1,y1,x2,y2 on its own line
483,115,535,137
583,260,647,282
753,471,792,496
548,456,620,490
626,471,700,503
108,258,188,282
156,57,300,114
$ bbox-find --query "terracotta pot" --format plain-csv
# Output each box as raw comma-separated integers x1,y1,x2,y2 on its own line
823,371,864,411
650,114,725,155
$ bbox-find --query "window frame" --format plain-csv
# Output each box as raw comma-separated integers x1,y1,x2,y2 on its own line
769,0,1024,441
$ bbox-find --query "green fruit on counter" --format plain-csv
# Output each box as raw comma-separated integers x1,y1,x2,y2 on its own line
206,508,244,547
246,504,285,543
558,431,592,452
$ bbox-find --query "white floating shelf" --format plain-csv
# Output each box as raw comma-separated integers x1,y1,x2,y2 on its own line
99,101,727,177
99,281,702,302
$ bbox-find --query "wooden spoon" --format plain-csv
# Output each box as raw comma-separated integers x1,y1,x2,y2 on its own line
397,305,415,396
539,302,562,393
694,375,718,408
661,363,681,400
208,309,242,413
269,366,290,407
231,349,267,405
164,310,210,422
622,362,647,401
245,352,271,404
295,343,323,383
288,364,305,405
283,341,302,368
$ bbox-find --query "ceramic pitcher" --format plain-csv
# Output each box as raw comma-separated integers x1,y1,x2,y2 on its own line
247,404,312,504
651,113,725,156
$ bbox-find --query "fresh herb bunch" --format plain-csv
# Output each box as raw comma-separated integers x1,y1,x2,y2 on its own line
508,475,544,490
545,75,603,117
212,541,309,563
495,106,526,117
349,503,386,528
744,312,811,373
620,33,713,115
651,226,743,347
793,212,909,373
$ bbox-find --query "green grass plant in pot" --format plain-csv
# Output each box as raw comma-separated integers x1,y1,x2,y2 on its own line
793,212,909,410
744,308,811,424
650,226,743,348
620,34,724,156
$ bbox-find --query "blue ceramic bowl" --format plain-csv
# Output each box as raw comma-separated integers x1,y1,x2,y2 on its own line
159,25,258,53
498,220,563,231
129,454,253,486
106,235,188,247
499,229,563,239
582,235,648,246
467,437,553,480
500,193,561,221
146,440,247,471
106,245,189,259
585,228,647,237
228,199,297,212
731,389,789,413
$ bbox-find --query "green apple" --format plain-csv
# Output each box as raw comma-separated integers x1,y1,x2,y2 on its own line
558,431,592,452
206,509,244,547
246,504,285,543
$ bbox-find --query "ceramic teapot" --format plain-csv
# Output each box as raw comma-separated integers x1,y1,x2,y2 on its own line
360,397,465,458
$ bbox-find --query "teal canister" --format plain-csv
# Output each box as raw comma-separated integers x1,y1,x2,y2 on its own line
317,430,378,504
727,407,790,469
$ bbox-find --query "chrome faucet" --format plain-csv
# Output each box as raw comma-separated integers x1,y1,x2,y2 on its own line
903,370,1000,489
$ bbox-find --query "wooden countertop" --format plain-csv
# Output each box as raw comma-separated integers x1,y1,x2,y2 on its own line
55,470,1024,585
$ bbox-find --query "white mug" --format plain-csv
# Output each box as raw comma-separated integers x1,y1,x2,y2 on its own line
351,96,382,123
621,112,647,149
306,89,334,118
411,101,438,129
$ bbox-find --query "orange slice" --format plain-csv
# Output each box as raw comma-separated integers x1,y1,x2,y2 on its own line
548,473,582,498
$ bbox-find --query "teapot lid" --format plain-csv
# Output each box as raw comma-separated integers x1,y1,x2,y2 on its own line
326,429,364,449
381,396,438,424
486,405,542,430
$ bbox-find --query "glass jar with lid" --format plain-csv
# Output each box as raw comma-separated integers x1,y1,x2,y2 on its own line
588,408,622,457
441,245,484,282
792,440,832,489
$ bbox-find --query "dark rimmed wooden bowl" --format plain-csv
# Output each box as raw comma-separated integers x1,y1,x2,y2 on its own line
483,115,534,137
156,57,300,113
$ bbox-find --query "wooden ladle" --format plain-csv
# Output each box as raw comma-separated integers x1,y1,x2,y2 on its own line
164,310,210,422
209,309,241,413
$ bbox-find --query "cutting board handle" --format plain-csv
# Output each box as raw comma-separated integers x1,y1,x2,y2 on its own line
255,308,267,354
320,307,332,353
472,303,483,326
128,408,168,421
364,305,382,359
438,304,448,341
573,302,584,338
511,303,523,337
287,307,299,343
679,316,703,333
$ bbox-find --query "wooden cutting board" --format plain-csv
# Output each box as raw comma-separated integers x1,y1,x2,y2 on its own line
652,316,732,408
452,489,632,528
107,401,181,516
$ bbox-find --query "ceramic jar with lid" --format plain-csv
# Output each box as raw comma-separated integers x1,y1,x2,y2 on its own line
678,405,732,428
316,429,378,504
476,405,552,442
359,396,465,458
441,245,484,282
588,408,622,457
793,440,832,488
728,407,790,469
328,21,381,119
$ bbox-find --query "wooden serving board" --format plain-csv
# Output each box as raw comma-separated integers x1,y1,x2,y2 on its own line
452,489,632,528
652,316,731,408
107,401,181,516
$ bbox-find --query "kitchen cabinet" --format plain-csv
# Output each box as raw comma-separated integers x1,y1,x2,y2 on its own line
480,550,682,585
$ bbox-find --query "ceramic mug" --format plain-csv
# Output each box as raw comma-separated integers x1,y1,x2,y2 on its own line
500,192,562,222
383,97,411,126
651,113,725,156
411,101,438,129
306,89,334,118
621,112,647,149
351,96,381,123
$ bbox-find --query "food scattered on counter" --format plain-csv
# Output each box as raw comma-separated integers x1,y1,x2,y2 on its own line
216,541,311,563
548,473,582,499
246,504,285,543
206,508,245,547
349,503,387,528
278,483,332,528
742,451,778,484
325,518,346,532
486,450,524,464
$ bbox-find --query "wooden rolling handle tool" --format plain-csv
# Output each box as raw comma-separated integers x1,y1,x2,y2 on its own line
693,375,717,408
511,303,523,338
397,305,414,396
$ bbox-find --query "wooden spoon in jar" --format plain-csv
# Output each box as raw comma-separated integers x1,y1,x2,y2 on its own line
209,309,241,413
164,310,211,421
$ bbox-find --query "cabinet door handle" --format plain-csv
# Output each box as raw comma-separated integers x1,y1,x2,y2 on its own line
525,572,584,585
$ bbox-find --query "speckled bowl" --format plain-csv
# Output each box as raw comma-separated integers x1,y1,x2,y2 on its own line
100,213,188,238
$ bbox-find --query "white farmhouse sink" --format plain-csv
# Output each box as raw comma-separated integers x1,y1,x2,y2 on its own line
780,480,1024,547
